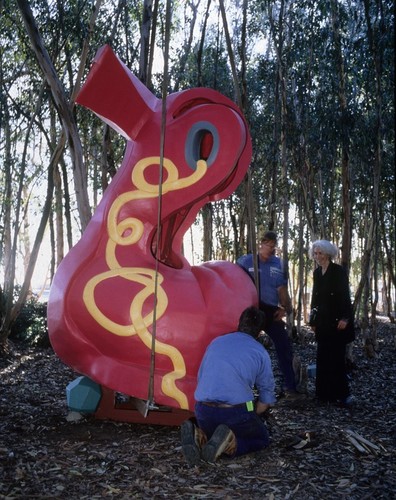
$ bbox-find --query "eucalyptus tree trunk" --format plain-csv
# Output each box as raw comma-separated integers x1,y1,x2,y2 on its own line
202,204,213,262
59,157,73,251
1,117,58,345
330,0,352,272
267,0,287,232
380,206,396,321
296,194,307,336
1,0,101,345
197,0,214,262
173,0,202,92
53,164,64,267
9,99,67,331
196,0,212,87
240,0,257,278
239,0,248,112
214,201,229,260
365,0,385,343
0,105,13,349
9,160,56,335
268,0,295,334
0,85,41,347
140,0,153,86
146,0,160,90
280,55,290,286
219,0,242,107
353,0,385,352
49,105,65,268
16,0,92,231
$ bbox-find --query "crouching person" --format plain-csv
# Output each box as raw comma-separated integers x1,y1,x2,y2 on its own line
181,306,276,466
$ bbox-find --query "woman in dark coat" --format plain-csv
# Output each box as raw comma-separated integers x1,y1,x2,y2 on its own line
309,240,355,405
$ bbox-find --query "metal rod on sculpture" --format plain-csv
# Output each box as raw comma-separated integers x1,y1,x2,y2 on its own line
148,0,173,411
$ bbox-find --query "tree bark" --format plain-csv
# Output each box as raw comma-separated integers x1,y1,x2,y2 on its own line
16,0,92,231
139,0,153,85
196,0,211,87
0,103,13,346
330,0,352,273
173,0,202,92
267,1,285,231
202,204,213,262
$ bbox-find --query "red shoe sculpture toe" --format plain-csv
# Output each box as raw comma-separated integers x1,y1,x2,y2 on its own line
47,45,257,412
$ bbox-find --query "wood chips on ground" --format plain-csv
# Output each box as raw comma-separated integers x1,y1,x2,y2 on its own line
0,319,395,499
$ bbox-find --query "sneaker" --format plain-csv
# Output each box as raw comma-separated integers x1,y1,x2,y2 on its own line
201,424,236,463
180,419,202,466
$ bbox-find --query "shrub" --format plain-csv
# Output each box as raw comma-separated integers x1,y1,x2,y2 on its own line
10,292,50,347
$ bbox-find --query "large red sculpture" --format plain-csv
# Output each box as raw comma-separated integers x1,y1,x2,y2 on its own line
47,45,257,418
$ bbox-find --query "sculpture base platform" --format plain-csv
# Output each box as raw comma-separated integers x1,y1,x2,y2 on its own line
94,386,194,426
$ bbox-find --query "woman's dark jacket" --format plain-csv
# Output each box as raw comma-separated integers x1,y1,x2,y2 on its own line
310,262,355,343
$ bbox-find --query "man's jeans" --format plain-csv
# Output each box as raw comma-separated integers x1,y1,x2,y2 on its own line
195,402,269,457
266,319,296,392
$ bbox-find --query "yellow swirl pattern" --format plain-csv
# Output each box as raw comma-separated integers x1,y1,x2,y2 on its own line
83,157,207,409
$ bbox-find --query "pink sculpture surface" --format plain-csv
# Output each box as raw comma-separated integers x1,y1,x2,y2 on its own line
47,45,257,411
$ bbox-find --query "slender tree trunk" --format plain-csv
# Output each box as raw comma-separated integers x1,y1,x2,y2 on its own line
9,161,55,327
0,85,38,345
48,107,65,268
296,196,306,336
49,212,56,285
98,123,118,195
267,1,286,230
229,196,241,261
202,204,213,262
239,0,248,111
365,0,384,340
280,57,289,275
219,0,242,107
380,206,396,322
21,186,31,289
139,0,153,85
53,165,64,267
174,0,202,92
197,0,211,87
17,0,92,230
330,0,352,273
60,154,73,250
0,106,13,348
351,0,386,353
146,0,159,90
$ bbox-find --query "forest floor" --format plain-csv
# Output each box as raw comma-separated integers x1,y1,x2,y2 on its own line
0,318,395,499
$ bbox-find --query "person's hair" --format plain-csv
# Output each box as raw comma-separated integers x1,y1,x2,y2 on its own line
309,240,339,260
237,306,266,338
260,231,277,243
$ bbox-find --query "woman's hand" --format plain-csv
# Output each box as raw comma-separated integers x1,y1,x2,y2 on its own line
337,319,348,330
274,307,286,321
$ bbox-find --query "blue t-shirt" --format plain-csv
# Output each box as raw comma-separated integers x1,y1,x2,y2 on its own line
194,331,276,405
237,254,287,307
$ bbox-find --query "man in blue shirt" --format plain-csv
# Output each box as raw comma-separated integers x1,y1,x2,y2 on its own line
181,306,276,466
237,231,301,398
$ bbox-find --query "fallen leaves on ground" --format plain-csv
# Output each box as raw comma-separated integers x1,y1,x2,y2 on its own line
0,318,395,499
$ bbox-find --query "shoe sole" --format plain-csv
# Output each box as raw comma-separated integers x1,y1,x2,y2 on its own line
181,420,201,466
201,424,233,463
